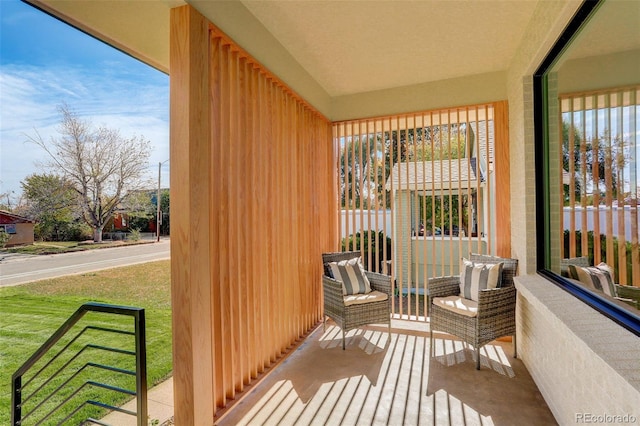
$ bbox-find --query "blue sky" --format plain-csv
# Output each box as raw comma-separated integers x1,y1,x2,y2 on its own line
0,0,169,204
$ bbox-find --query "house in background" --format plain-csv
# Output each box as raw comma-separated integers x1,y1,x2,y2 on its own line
0,210,35,247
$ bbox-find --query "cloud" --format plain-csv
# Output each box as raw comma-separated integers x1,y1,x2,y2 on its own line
0,63,169,197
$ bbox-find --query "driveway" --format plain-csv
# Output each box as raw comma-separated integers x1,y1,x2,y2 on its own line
0,239,170,287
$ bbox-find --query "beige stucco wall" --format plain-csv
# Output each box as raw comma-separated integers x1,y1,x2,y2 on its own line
516,276,640,424
558,48,640,94
5,223,34,246
330,71,507,122
505,0,582,274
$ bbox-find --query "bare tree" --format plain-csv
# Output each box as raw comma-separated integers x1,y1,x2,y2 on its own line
27,104,152,242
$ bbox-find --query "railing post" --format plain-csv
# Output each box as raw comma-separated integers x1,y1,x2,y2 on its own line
11,375,21,426
135,310,148,426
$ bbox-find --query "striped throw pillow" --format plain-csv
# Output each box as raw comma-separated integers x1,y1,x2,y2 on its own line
459,258,503,302
328,257,372,295
568,264,616,297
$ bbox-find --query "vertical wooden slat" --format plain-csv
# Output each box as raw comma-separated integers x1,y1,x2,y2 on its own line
592,95,602,265
474,107,483,255
568,98,577,258
446,109,453,275
209,33,225,412
494,101,511,258
397,116,405,316
605,94,615,266
373,120,380,273
220,42,235,401
559,104,566,260
615,92,627,285
354,120,365,259
579,97,589,257
630,89,639,286
484,114,492,255
430,110,437,277
347,122,358,251
169,5,213,424
335,123,342,248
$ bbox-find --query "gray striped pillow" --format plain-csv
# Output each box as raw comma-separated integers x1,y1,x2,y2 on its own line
567,264,616,297
328,257,372,295
459,258,503,302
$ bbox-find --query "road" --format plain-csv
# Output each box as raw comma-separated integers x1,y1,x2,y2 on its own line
0,239,170,287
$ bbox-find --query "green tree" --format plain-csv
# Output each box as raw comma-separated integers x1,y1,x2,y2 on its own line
562,121,628,205
21,173,87,241
340,136,380,209
27,104,152,242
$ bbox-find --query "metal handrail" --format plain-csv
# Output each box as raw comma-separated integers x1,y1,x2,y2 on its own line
11,302,147,426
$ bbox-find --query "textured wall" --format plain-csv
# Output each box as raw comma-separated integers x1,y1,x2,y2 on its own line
516,276,640,424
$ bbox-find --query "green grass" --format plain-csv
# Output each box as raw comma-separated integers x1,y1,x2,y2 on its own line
0,260,172,425
1,240,153,255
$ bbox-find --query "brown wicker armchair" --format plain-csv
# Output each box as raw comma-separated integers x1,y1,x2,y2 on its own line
429,254,519,370
322,252,392,349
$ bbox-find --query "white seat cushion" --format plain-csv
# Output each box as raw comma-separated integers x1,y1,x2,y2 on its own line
433,295,478,317
343,290,388,307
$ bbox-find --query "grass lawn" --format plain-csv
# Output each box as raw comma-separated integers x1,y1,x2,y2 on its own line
0,260,172,425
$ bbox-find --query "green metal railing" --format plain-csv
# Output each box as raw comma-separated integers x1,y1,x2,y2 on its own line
11,302,147,425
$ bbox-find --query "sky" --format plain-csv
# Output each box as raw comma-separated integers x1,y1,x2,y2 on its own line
0,0,170,206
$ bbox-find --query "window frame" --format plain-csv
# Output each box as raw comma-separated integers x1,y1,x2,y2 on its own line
533,0,640,336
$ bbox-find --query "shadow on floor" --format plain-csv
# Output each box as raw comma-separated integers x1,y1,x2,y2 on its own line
216,319,556,425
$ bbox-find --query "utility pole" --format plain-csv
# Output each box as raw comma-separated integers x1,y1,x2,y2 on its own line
157,161,162,242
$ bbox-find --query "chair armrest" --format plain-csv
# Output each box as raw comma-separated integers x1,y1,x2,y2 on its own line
365,270,392,296
428,276,460,298
615,285,640,309
476,286,516,319
323,275,345,309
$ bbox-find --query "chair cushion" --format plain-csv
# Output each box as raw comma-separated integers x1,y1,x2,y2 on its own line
432,295,478,317
328,257,372,295
343,290,388,307
459,258,503,302
567,264,616,297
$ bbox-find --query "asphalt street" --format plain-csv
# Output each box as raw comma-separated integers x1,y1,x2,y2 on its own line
0,239,170,287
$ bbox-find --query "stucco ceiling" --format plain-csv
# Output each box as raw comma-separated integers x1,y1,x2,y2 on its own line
238,0,540,97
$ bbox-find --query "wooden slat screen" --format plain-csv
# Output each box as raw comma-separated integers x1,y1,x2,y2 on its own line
332,103,509,319
209,28,335,411
170,6,335,423
560,85,640,286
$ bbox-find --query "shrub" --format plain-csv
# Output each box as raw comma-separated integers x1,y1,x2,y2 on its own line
129,228,141,241
0,230,10,248
341,230,392,272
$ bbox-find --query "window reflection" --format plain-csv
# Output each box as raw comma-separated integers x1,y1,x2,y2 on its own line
547,0,640,312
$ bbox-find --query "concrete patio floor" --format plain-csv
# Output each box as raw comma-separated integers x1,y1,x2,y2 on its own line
102,318,556,425
215,319,556,425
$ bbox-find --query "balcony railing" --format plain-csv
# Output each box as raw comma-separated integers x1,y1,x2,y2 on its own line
11,302,147,426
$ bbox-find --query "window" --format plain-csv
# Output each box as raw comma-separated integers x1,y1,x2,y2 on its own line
535,0,640,334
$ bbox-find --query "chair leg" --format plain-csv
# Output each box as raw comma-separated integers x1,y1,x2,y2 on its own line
429,330,433,357
513,334,517,359
476,347,481,370
342,329,346,350
323,315,326,333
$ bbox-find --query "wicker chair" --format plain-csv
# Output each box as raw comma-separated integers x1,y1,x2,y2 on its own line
561,257,640,309
429,254,519,370
322,252,392,349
